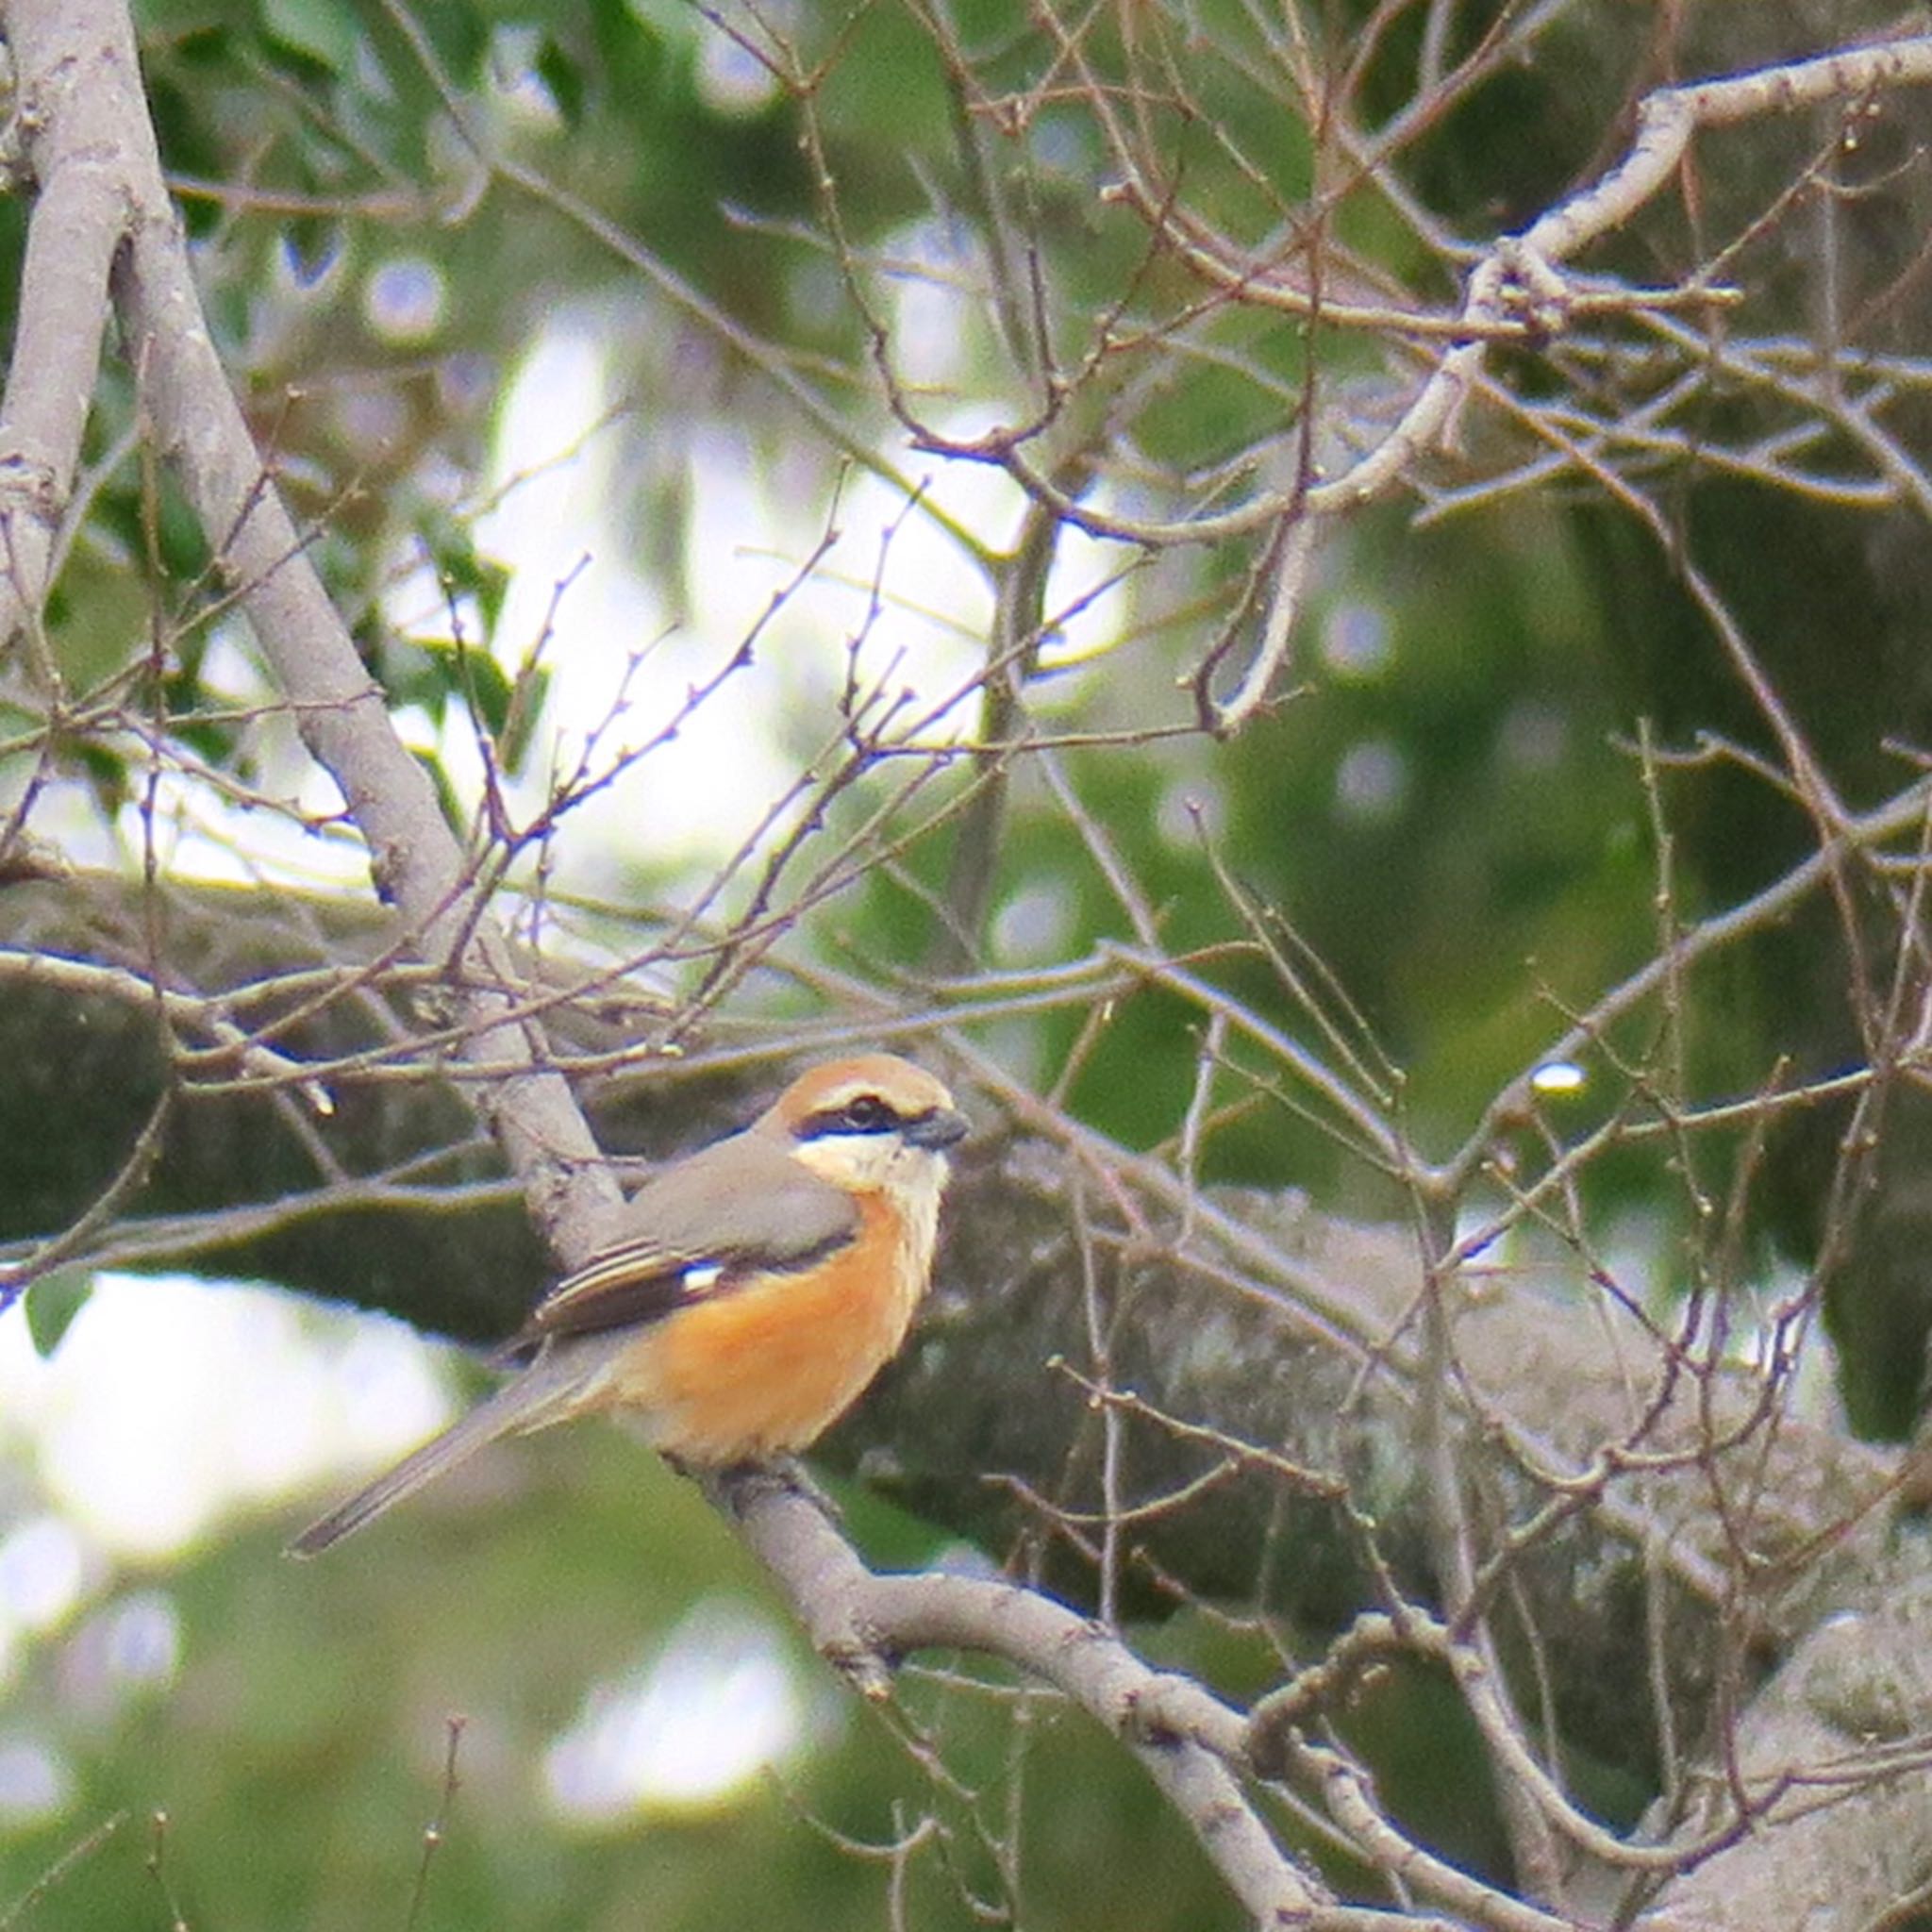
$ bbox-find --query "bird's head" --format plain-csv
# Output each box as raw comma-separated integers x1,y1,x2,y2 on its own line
764,1053,969,1198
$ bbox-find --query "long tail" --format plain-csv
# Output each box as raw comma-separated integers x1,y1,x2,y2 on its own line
286,1345,595,1557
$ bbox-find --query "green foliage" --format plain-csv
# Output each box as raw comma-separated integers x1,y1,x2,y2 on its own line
258,0,359,75
0,1434,1241,1932
22,1272,93,1359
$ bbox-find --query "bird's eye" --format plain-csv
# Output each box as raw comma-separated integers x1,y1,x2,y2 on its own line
796,1091,906,1141
839,1093,893,1133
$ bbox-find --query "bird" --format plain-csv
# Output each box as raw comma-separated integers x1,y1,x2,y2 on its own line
288,1053,968,1557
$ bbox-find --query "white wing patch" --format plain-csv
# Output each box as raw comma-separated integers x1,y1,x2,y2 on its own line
679,1261,725,1295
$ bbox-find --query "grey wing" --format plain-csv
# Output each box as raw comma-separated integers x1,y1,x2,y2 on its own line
516,1131,859,1346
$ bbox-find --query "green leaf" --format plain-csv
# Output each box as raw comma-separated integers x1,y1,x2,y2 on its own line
73,739,132,821
495,663,550,777
25,1270,93,1358
536,33,587,127
283,214,345,287
411,744,466,834
375,637,452,730
416,513,511,648
258,0,359,74
458,649,514,742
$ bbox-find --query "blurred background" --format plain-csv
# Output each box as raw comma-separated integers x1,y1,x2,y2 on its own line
7,0,1932,1924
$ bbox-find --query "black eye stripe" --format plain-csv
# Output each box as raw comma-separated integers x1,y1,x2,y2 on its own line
798,1093,902,1138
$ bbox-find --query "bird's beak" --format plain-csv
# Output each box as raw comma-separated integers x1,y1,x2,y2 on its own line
906,1106,971,1151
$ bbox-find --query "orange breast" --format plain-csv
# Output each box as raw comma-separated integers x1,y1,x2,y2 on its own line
597,1192,924,1462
